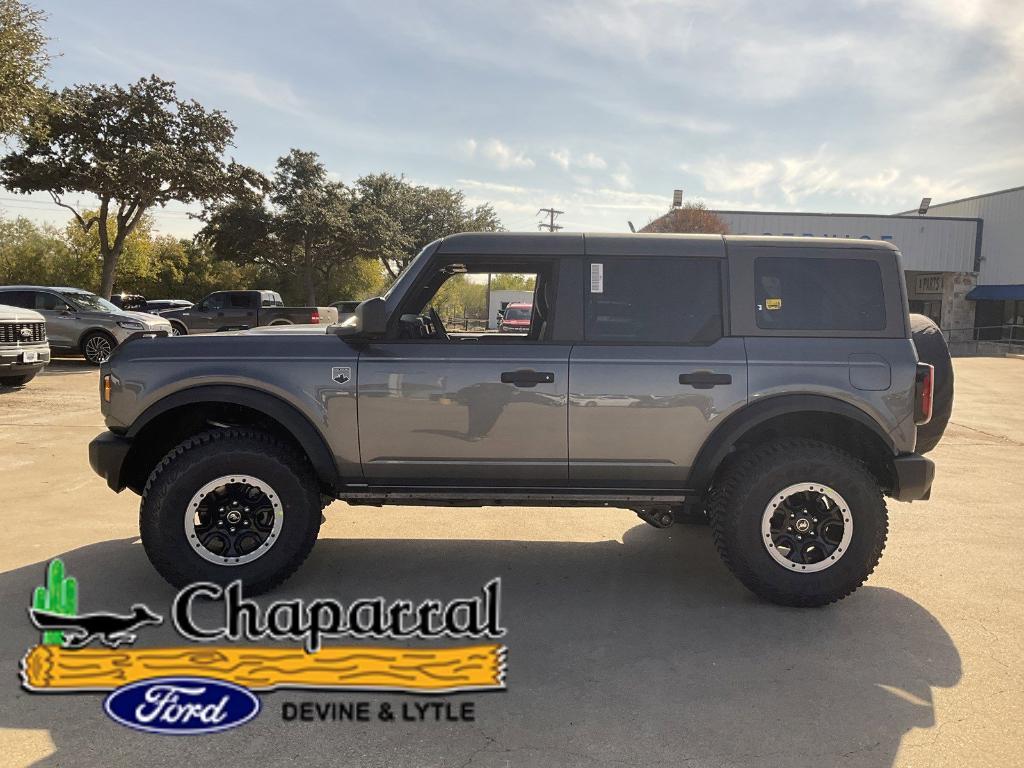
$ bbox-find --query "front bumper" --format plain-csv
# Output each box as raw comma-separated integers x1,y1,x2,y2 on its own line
891,453,935,501
116,329,169,345
88,430,132,492
0,344,50,373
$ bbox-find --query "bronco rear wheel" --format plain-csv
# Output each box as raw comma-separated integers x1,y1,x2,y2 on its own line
140,428,322,595
710,438,887,607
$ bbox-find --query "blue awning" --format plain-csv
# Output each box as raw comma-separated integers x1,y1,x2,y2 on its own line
965,285,1024,301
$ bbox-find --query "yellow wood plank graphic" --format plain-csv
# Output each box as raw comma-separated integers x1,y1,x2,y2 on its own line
21,644,506,692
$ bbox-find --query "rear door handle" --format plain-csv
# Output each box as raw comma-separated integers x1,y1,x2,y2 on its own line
679,371,732,389
501,369,555,387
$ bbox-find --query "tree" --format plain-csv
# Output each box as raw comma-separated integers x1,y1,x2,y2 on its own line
0,75,263,298
200,149,355,305
641,201,729,234
0,0,50,137
351,173,501,279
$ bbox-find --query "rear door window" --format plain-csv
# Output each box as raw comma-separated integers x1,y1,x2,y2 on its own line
585,257,722,344
229,293,255,309
0,291,34,309
755,256,885,331
35,292,69,311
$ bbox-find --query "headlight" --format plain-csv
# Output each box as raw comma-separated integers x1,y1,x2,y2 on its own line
116,320,145,330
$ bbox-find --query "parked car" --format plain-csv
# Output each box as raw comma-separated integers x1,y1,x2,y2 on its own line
0,303,50,386
158,290,338,335
0,286,172,365
109,293,148,311
498,302,533,333
145,299,194,315
88,232,951,605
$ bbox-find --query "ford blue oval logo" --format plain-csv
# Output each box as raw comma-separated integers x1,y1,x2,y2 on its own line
103,677,260,734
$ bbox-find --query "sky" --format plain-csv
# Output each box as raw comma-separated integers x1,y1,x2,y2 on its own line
3,0,1023,237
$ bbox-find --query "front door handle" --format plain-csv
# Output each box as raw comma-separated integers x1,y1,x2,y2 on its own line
501,369,555,387
679,371,732,389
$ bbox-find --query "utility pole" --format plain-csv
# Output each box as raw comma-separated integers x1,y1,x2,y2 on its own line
536,207,564,232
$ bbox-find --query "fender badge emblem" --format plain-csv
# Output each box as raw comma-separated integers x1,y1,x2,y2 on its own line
332,367,351,385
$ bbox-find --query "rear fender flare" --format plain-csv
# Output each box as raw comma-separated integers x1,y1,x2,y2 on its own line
688,394,895,492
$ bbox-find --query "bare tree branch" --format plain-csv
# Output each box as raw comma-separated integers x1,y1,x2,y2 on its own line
49,192,98,232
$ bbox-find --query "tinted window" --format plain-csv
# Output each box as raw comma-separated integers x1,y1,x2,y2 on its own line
755,256,885,331
35,292,69,311
206,293,225,310
229,293,255,309
585,257,722,343
0,290,34,309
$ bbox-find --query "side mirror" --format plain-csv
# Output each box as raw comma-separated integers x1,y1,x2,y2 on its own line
336,297,387,340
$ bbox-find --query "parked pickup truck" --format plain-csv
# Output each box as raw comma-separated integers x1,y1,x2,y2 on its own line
88,232,952,606
0,303,50,385
158,290,337,335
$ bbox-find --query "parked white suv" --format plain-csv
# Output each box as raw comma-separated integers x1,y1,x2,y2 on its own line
0,303,50,386
0,286,172,364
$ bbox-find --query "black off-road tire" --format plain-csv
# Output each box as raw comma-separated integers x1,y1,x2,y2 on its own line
710,439,888,607
910,313,953,454
0,372,37,386
140,428,322,595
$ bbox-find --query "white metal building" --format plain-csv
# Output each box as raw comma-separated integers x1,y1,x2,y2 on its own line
644,185,1023,340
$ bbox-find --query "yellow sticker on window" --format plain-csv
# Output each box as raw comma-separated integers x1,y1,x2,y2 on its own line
765,298,782,310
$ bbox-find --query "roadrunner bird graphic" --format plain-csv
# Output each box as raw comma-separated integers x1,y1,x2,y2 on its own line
29,604,163,649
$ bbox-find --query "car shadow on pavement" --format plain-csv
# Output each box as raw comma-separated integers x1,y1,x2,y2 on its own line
0,525,961,768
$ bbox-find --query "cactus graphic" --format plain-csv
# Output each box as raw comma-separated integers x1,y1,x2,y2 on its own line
32,559,78,645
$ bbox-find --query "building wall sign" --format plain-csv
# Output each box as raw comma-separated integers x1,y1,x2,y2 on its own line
915,274,945,295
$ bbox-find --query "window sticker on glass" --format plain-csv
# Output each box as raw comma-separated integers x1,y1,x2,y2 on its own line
766,298,782,310
590,263,603,293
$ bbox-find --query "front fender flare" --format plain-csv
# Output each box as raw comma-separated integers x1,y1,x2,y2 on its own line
126,384,340,487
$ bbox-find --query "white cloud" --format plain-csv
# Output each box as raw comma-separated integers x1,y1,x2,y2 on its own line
549,149,571,170
548,149,607,172
578,152,607,170
464,138,534,170
683,147,916,207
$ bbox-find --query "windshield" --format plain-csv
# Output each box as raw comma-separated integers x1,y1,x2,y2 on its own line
61,291,121,313
504,307,532,321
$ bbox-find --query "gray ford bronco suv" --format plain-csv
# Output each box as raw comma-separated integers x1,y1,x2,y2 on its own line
88,233,947,607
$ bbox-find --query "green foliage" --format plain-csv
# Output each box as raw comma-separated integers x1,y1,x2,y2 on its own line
0,75,264,298
0,0,50,137
32,558,77,645
0,213,275,301
201,149,356,305
351,173,502,279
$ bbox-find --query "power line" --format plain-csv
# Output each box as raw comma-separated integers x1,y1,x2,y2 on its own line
536,207,564,232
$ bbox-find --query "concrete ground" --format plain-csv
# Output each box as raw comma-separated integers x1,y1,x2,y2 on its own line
0,358,1021,768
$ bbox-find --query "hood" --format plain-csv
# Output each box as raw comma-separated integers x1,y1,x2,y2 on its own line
0,304,45,324
78,309,171,330
121,310,171,327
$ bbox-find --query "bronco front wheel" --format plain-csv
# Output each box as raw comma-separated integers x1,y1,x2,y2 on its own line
140,428,322,595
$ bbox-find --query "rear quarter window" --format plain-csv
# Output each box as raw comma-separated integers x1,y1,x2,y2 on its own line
755,256,885,331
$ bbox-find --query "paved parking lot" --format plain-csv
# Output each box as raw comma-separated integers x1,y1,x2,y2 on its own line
0,357,1022,767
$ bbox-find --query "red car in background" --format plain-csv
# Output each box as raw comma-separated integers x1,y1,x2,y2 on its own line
498,302,533,333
